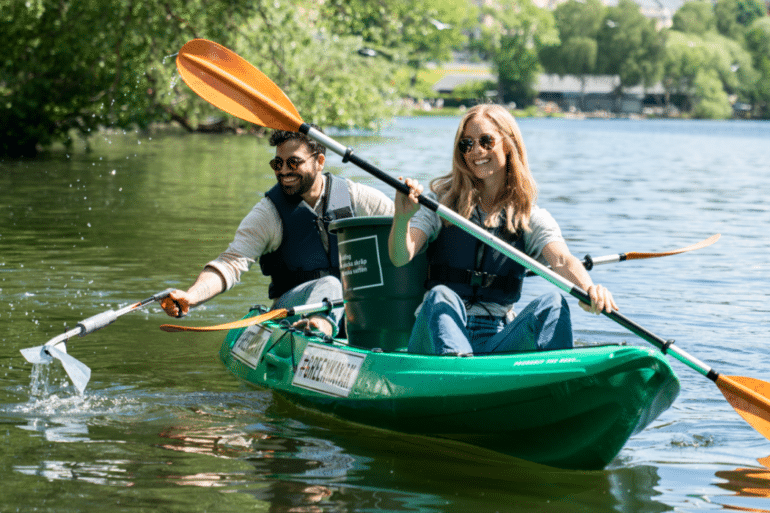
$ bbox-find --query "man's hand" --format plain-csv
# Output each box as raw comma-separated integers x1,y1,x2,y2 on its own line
160,290,191,318
293,316,334,336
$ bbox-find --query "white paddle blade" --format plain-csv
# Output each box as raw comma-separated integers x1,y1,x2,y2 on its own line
46,345,91,394
20,345,54,364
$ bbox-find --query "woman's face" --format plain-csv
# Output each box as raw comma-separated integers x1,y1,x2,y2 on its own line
460,116,507,185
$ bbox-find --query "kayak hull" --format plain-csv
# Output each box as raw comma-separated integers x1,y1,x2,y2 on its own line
219,314,680,470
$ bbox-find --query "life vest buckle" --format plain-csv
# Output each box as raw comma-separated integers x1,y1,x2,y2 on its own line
470,270,496,288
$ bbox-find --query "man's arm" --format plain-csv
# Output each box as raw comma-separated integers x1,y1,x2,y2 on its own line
160,198,281,318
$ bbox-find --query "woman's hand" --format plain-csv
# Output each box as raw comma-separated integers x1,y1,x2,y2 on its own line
389,177,428,267
579,284,618,314
395,176,423,219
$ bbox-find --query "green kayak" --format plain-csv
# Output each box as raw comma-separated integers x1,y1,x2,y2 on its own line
221,320,678,470
219,217,680,470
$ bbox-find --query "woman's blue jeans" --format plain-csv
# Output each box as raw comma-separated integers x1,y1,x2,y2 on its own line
407,285,573,355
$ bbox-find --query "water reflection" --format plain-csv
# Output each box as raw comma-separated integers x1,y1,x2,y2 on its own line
14,459,133,487
715,455,770,512
150,397,672,512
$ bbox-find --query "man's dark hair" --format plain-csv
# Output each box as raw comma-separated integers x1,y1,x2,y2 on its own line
268,124,326,155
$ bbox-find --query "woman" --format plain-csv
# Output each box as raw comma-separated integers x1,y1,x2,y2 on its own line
388,104,617,355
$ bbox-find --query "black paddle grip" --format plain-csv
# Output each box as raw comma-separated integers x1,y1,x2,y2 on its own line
345,152,441,212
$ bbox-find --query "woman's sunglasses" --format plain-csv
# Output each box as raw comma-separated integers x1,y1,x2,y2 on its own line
458,134,496,154
269,152,319,172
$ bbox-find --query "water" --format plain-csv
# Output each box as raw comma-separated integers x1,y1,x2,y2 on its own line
1,118,769,512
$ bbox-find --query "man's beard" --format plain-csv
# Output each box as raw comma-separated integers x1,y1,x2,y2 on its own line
279,172,314,198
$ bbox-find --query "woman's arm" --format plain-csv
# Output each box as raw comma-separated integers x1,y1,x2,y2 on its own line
542,240,618,314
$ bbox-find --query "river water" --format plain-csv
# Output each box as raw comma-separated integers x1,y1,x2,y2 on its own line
1,116,769,512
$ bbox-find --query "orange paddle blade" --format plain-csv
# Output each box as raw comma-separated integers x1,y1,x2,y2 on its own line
625,233,720,260
716,375,770,440
176,39,303,131
159,308,287,333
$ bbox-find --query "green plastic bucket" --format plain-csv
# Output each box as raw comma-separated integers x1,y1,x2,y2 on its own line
329,216,427,351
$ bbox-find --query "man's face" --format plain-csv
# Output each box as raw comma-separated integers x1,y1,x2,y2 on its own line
271,140,323,198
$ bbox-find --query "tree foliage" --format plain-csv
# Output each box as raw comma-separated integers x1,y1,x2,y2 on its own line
714,0,767,39
0,0,251,157
3,0,770,157
672,1,716,35
693,69,733,118
2,0,465,157
229,5,400,130
321,0,471,70
596,0,667,90
745,17,770,116
663,30,757,117
539,0,604,108
473,0,557,105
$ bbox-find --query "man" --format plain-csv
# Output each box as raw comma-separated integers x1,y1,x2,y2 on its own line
161,126,394,336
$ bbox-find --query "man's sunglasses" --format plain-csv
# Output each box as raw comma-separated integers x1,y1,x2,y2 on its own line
269,152,319,172
458,134,496,154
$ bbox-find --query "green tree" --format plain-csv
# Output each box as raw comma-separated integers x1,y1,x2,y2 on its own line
231,4,400,130
662,31,712,110
663,30,757,115
693,69,733,118
0,0,253,157
474,0,558,105
672,1,716,35
701,32,757,98
540,0,605,109
745,17,770,116
0,0,419,157
714,0,767,39
596,0,667,100
320,0,471,93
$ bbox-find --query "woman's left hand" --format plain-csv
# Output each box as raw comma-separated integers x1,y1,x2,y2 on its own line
579,284,618,314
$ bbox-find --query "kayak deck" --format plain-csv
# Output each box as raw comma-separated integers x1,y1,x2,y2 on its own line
220,316,680,470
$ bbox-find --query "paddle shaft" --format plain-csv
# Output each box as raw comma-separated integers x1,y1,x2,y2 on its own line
302,124,719,380
525,233,720,276
44,290,173,350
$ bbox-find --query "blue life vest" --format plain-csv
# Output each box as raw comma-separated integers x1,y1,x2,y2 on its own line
259,173,353,299
426,210,527,305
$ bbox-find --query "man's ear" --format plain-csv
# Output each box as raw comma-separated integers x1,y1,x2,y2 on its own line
316,152,326,168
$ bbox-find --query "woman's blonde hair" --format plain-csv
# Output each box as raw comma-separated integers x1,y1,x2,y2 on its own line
430,104,537,234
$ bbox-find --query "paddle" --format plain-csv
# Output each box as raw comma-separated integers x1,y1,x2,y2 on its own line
525,233,721,276
160,298,344,333
175,38,770,440
20,289,174,394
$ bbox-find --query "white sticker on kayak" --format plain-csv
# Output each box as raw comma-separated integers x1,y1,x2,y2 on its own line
231,324,273,369
293,343,365,397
